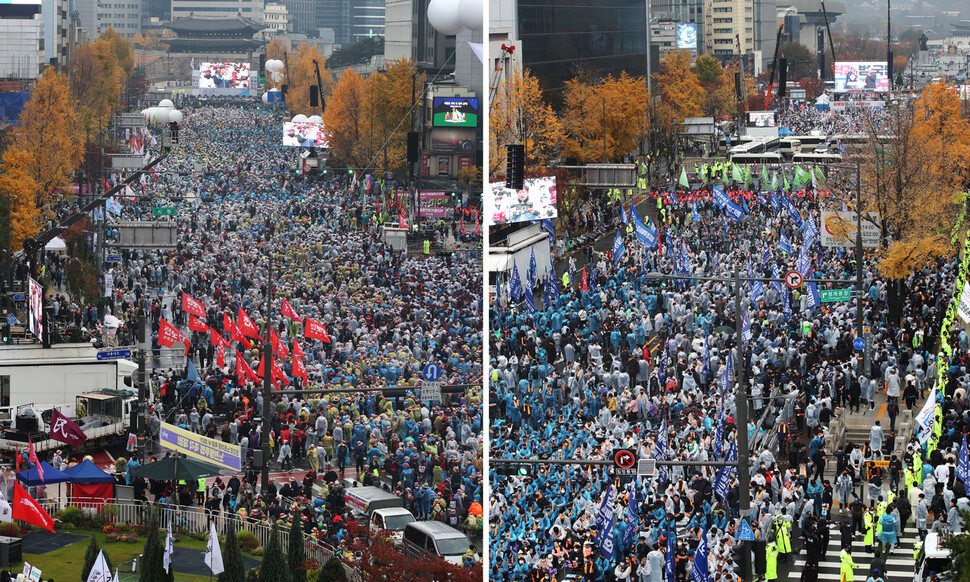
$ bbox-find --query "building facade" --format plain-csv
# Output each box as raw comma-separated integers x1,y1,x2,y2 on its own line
170,0,262,22
282,0,313,34
351,0,383,42
41,0,70,67
315,0,352,46
98,0,142,37
263,2,289,32
0,4,44,80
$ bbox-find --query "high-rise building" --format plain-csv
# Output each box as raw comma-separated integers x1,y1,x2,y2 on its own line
705,0,753,57
42,0,70,68
351,0,382,41
384,0,453,69
315,0,352,46
75,0,98,40
98,0,142,37
170,0,262,22
283,0,314,34
264,2,289,32
513,0,648,96
652,0,704,53
0,1,44,79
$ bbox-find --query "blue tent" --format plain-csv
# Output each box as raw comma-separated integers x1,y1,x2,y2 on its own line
17,461,70,485
63,459,115,483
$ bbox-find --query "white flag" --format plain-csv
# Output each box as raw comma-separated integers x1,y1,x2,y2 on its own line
86,550,111,582
0,496,12,523
204,522,224,575
916,388,938,444
112,569,119,582
163,521,174,573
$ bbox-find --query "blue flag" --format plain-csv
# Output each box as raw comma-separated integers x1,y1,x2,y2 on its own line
657,345,668,386
620,204,628,225
769,192,781,213
654,419,668,484
806,281,821,311
714,439,738,501
527,248,538,289
186,360,202,384
612,232,626,267
524,285,536,314
589,268,598,293
692,203,701,223
666,522,676,582
547,266,559,299
779,233,793,255
741,195,750,214
713,406,725,460
771,264,783,295
960,433,969,485
748,280,764,301
509,263,523,302
631,203,657,249
721,213,729,235
783,286,792,320
595,486,616,560
541,219,555,243
543,272,552,310
761,242,771,272
782,194,802,226
691,525,709,582
712,185,730,208
702,336,711,378
742,310,752,341
623,484,639,548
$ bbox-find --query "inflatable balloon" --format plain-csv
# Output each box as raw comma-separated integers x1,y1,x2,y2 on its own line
427,0,463,36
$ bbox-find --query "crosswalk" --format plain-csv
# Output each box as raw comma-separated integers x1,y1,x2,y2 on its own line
784,524,919,582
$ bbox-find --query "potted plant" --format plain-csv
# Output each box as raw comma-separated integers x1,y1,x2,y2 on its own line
121,523,138,543
103,525,120,543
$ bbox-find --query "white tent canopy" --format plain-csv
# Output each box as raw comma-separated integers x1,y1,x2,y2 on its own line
45,237,67,254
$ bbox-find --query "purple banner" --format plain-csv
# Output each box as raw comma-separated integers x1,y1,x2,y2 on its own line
419,192,452,219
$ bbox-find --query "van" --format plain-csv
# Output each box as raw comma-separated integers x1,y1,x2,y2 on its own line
779,138,801,156
401,521,471,565
915,532,949,581
344,486,404,516
369,507,416,545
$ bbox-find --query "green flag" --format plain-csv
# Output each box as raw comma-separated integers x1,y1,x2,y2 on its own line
679,167,689,189
722,164,729,183
731,162,743,183
761,165,769,187
700,165,708,182
743,165,752,186
783,171,791,192
771,171,779,192
793,165,809,188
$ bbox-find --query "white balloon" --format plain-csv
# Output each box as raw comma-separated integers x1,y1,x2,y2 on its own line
168,110,183,124
308,115,322,124
267,59,284,73
158,99,175,109
270,71,284,83
427,0,463,36
292,114,309,123
262,92,270,104
143,107,158,122
154,108,170,123
457,0,482,31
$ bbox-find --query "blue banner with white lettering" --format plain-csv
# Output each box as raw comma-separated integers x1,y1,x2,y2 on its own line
595,486,616,560
612,233,626,267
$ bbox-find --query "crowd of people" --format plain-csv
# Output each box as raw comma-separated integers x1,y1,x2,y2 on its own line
775,103,893,136
33,101,484,566
489,151,956,580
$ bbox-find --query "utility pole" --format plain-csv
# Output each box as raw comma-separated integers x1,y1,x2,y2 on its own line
260,219,273,495
732,265,752,582
855,161,865,376
137,298,148,463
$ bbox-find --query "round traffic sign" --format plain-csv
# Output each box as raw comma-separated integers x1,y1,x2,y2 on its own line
422,362,442,382
853,337,865,351
784,270,803,289
613,449,637,469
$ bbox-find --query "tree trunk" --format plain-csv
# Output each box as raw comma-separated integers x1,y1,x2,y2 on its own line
887,277,906,326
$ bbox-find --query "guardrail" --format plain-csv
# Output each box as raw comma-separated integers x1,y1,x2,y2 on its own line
30,499,344,574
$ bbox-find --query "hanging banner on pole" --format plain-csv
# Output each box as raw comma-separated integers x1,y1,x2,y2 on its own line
958,283,970,324
158,422,241,471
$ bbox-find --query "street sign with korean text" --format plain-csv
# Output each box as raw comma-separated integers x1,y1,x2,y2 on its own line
152,207,176,216
421,382,441,403
820,288,851,303
97,349,132,360
159,421,242,471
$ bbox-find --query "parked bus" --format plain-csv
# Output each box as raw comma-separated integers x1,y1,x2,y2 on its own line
779,138,802,157
792,152,843,164
729,152,783,165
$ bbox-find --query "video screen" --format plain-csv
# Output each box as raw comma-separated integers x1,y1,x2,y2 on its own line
282,122,328,148
748,111,775,127
486,176,558,226
198,62,251,89
432,97,479,128
834,62,889,92
677,24,697,49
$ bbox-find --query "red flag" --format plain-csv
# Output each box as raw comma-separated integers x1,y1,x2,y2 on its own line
50,408,87,447
28,440,42,482
281,299,299,320
188,316,208,332
216,346,225,368
292,355,307,381
304,318,331,343
271,329,288,360
293,341,305,361
582,268,588,293
236,351,257,386
272,358,290,385
181,292,206,318
474,210,480,235
237,308,261,340
460,219,466,236
158,318,189,355
224,315,251,348
399,208,408,229
13,481,54,532
209,327,230,348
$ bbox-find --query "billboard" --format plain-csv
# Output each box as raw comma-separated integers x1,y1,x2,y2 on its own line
677,24,697,49
282,122,329,148
833,62,889,92
487,176,558,226
748,111,775,127
159,422,242,471
430,127,476,154
198,62,250,89
419,192,453,219
820,211,881,248
432,97,479,128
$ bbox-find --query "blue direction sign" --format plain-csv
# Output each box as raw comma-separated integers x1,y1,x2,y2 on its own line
736,519,755,541
105,255,122,263
422,362,442,382
11,294,24,301
97,349,132,361
853,337,865,351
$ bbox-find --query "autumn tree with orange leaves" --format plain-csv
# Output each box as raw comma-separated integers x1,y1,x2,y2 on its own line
859,80,970,322
560,72,649,164
489,66,564,177
0,148,40,254
282,43,332,117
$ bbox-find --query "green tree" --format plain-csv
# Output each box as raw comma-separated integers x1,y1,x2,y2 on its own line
81,536,113,582
316,557,347,582
780,42,814,80
287,519,307,582
139,507,161,582
219,519,246,582
695,55,723,84
258,522,292,582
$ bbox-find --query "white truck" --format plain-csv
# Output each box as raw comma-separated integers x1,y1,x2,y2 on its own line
0,343,138,453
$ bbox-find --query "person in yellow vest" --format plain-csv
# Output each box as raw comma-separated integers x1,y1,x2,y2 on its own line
196,477,206,504
775,515,792,562
863,509,875,553
423,240,430,255
840,547,857,581
765,541,779,581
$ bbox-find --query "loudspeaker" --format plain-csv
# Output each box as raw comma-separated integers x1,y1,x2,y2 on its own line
281,83,289,96
778,58,788,98
16,415,37,432
310,84,319,107
407,131,420,163
506,144,525,190
735,72,743,101
259,53,266,75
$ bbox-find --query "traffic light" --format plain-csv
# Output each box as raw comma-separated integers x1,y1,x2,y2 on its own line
506,144,524,190
322,168,328,175
495,463,531,477
348,169,354,175
1,323,9,345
